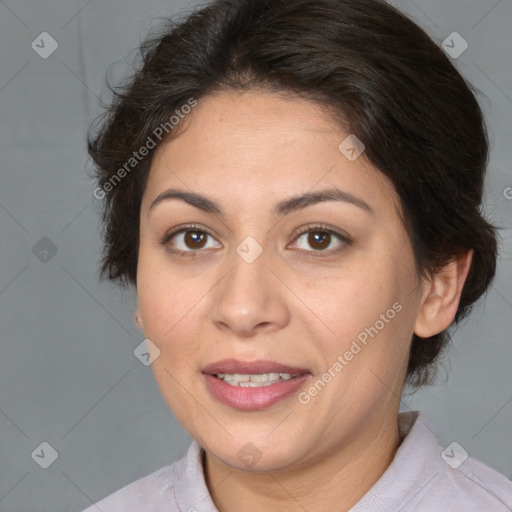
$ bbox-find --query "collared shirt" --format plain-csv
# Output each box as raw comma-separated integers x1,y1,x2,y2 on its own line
81,410,512,511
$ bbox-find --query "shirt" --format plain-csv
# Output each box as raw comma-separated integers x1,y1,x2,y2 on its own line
81,410,512,511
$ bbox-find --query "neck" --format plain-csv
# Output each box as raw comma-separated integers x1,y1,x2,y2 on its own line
203,410,402,512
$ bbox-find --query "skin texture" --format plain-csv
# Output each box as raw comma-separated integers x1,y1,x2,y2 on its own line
134,89,472,512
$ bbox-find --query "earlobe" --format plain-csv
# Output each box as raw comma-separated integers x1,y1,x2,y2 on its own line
414,250,473,338
134,310,144,329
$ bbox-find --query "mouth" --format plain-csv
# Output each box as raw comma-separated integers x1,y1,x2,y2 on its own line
202,359,311,410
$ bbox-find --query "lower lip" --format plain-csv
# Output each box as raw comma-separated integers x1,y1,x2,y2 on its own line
203,374,310,411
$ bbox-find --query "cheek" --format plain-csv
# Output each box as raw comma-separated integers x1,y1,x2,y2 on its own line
299,257,396,338
300,252,415,376
138,280,205,351
136,250,202,355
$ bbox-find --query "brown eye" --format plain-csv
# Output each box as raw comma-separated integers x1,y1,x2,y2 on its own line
183,231,208,249
292,226,350,255
164,227,222,254
307,232,331,250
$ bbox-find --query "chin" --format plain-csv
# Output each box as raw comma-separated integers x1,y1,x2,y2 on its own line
203,433,310,474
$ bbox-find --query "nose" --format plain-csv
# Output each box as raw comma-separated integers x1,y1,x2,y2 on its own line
210,245,290,338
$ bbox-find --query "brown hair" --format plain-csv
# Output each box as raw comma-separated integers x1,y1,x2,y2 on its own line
88,0,498,389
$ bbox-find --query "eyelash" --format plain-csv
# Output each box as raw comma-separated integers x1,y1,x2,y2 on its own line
160,223,351,258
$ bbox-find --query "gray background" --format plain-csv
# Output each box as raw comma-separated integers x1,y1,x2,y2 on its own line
0,0,510,510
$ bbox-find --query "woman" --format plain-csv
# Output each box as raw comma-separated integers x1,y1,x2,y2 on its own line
83,0,512,510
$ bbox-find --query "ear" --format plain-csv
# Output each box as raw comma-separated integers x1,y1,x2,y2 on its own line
414,250,473,338
134,308,144,330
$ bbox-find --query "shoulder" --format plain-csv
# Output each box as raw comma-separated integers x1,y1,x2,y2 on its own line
420,454,512,510
80,464,177,512
398,411,512,511
353,411,512,511
80,440,218,512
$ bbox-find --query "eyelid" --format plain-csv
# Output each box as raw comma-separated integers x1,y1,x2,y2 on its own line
293,223,351,243
161,223,217,243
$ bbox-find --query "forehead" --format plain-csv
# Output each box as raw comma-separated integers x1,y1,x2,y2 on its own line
143,89,396,215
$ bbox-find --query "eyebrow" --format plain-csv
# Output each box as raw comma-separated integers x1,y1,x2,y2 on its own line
149,187,374,217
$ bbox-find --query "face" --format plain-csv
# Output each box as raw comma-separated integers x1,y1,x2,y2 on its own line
136,89,426,472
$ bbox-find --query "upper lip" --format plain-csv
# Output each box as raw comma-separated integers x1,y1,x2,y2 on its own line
202,359,310,376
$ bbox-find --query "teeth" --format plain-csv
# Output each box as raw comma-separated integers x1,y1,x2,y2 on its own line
239,381,267,387
232,374,251,382
247,373,268,382
215,372,296,387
